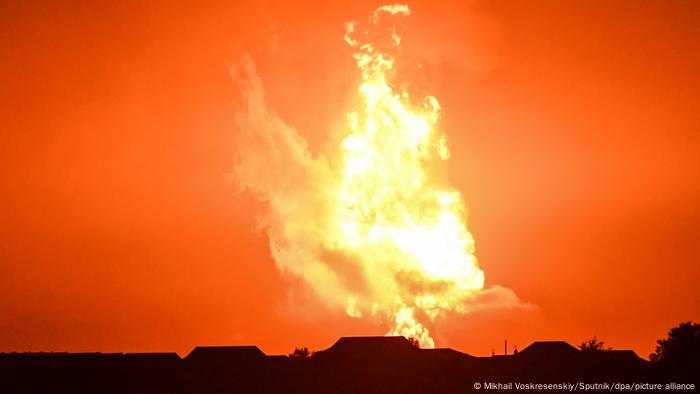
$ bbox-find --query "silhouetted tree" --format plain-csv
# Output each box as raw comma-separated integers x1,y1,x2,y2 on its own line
579,336,611,352
289,347,311,358
649,321,699,374
406,336,420,348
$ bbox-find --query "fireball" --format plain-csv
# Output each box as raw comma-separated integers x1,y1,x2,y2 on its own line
234,4,502,348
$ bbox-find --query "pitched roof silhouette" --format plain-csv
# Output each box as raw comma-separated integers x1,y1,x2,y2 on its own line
581,349,648,367
314,336,418,359
421,347,476,361
184,346,265,365
518,340,579,356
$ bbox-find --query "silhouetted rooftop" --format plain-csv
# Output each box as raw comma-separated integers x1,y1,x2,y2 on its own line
315,336,419,359
184,346,265,364
519,341,579,355
420,347,476,361
581,349,648,365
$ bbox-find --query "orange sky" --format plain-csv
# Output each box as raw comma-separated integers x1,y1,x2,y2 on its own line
1,0,698,358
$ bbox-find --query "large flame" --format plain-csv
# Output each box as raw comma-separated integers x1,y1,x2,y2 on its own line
233,4,520,348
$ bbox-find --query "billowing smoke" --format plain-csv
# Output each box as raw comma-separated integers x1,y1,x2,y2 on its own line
232,4,524,347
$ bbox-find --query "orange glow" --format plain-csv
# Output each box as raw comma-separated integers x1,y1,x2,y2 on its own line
0,1,698,358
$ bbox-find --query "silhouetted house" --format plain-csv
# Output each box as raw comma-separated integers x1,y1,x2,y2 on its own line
314,336,419,361
181,346,269,392
421,346,476,363
503,341,649,380
579,349,649,379
518,340,579,358
184,345,265,367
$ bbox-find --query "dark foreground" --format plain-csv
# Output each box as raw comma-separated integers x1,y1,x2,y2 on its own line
1,336,697,393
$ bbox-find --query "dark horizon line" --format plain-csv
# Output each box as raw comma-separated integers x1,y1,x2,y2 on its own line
0,335,648,360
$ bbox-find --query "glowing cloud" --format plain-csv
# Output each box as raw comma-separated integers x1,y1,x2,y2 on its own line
233,4,525,348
